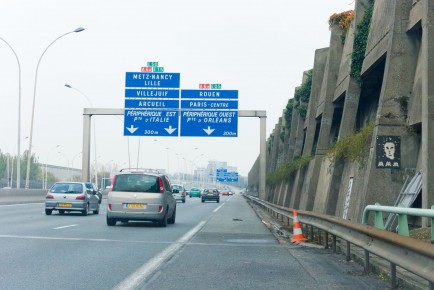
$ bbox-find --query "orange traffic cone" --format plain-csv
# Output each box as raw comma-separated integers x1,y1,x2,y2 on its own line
291,209,307,243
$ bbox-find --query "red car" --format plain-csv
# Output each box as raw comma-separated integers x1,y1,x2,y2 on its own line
222,190,230,196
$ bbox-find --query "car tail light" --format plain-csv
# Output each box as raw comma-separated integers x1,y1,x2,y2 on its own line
76,195,85,200
46,194,54,199
158,205,164,213
110,175,117,191
108,204,112,211
158,177,164,193
182,191,185,196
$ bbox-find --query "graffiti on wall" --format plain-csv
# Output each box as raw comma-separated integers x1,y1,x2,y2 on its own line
376,136,401,169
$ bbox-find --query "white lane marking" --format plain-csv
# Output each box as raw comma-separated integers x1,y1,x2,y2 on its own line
53,224,78,230
213,203,225,213
113,220,207,290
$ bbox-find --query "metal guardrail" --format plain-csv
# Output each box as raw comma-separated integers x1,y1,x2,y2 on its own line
362,203,434,241
244,194,434,290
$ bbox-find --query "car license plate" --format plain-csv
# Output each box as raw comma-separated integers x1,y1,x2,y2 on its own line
124,203,145,209
208,194,214,196
59,203,72,207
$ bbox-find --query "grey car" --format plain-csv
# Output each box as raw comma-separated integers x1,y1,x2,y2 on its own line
45,182,101,215
106,169,176,227
171,184,186,203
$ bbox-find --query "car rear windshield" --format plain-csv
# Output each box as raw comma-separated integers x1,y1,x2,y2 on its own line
172,185,183,191
50,183,83,194
113,174,160,193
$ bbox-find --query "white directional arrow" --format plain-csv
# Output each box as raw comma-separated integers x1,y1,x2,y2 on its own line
203,126,215,135
164,125,177,135
126,125,138,134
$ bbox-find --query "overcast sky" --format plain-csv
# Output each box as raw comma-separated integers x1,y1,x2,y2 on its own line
0,0,354,177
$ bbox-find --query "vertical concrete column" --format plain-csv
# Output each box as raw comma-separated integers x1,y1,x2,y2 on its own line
81,112,91,182
286,101,300,160
259,116,267,200
293,115,305,157
421,0,434,226
339,79,361,138
303,49,329,156
315,26,344,154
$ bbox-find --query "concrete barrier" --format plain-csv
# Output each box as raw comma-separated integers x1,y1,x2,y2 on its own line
0,189,109,204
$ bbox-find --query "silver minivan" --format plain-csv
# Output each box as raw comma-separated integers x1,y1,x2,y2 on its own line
45,182,100,215
106,169,176,227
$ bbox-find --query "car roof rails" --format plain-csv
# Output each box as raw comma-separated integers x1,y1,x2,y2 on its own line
119,168,162,174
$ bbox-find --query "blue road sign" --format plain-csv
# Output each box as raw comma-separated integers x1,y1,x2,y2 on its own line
181,100,238,110
180,110,238,137
125,89,179,99
124,110,179,136
181,89,238,99
227,172,239,182
125,99,179,109
125,72,180,88
216,168,227,182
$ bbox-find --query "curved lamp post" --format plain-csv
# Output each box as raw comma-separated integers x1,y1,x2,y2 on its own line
0,36,22,188
25,27,85,189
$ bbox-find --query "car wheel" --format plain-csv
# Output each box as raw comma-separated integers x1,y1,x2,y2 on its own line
158,210,168,227
82,203,89,216
168,207,176,224
217,199,220,203
45,209,52,215
106,215,116,226
93,204,100,215
182,199,185,203
59,210,65,215
201,199,204,203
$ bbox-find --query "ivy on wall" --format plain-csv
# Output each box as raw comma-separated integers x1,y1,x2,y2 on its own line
284,99,294,133
325,122,375,166
280,126,285,142
266,155,313,186
294,70,313,119
350,0,374,83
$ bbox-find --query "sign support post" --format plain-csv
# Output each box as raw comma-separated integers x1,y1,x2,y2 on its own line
81,108,266,199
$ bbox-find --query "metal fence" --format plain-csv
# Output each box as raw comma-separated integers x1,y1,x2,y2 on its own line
244,194,434,290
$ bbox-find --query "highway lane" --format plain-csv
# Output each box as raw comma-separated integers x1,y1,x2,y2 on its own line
0,194,390,290
0,196,223,290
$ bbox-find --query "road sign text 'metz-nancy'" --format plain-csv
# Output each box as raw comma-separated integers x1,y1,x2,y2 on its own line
125,72,180,88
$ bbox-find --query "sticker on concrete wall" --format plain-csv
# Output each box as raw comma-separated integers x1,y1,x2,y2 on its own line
342,177,353,220
376,136,401,169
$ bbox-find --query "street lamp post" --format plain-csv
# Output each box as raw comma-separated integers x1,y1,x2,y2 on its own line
25,27,85,189
0,36,22,188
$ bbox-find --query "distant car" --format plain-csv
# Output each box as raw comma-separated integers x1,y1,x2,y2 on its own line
221,190,230,196
201,188,220,203
189,187,202,198
172,184,186,203
106,169,176,227
45,182,101,215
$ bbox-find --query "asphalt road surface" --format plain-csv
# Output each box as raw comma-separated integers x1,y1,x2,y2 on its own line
0,194,390,290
